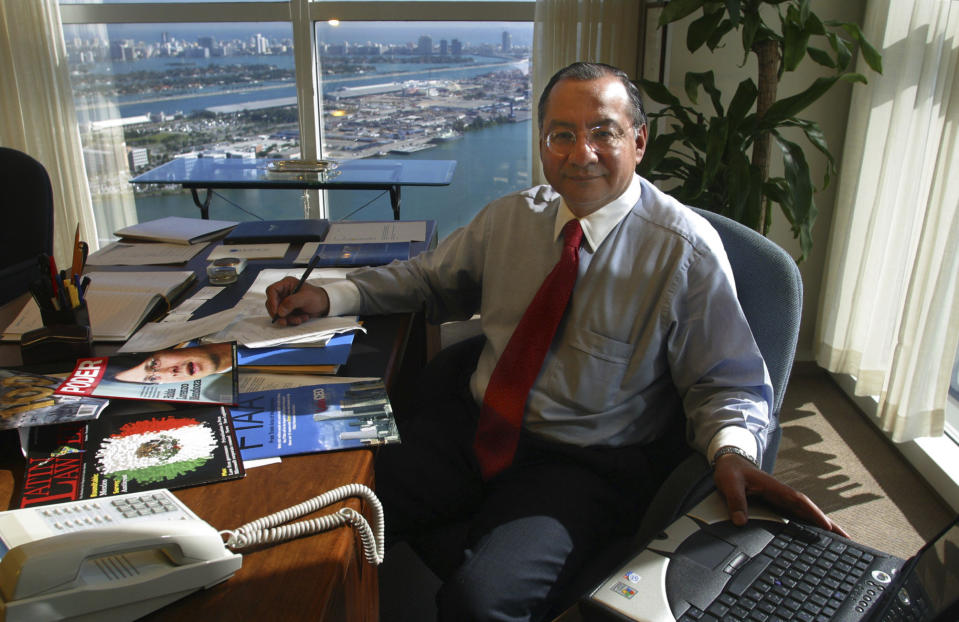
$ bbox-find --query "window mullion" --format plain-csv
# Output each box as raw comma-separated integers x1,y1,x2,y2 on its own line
290,0,325,218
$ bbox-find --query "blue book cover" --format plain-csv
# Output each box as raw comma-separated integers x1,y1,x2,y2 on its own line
236,332,354,367
230,380,399,461
315,242,411,267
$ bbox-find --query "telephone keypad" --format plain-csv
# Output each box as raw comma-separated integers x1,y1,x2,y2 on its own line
27,490,198,534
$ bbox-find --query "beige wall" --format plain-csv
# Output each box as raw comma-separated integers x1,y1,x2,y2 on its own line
659,0,869,360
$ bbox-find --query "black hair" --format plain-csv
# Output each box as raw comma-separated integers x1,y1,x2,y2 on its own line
537,62,647,130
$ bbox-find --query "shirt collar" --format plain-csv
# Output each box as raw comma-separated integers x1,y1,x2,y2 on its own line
554,174,642,250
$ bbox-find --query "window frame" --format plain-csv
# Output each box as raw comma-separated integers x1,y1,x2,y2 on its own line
59,1,535,217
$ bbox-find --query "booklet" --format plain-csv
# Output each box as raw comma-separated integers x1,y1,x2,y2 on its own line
0,369,109,431
236,332,354,368
16,405,245,508
55,342,238,406
115,216,239,245
230,379,399,461
314,241,411,267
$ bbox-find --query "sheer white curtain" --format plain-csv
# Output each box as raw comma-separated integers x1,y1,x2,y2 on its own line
0,0,100,262
815,0,959,442
531,0,642,185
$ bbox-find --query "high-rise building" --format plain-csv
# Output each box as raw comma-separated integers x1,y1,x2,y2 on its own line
255,33,269,55
502,31,512,53
439,39,449,56
418,35,432,57
451,38,462,56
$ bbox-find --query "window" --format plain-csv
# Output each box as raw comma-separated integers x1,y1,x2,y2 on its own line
59,2,534,244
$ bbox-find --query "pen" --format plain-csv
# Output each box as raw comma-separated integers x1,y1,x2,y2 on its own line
272,253,320,323
71,224,83,277
79,275,92,300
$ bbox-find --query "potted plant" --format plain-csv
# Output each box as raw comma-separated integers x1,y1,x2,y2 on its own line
637,0,882,261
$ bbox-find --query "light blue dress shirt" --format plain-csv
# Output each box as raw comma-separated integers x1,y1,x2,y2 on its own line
325,175,773,463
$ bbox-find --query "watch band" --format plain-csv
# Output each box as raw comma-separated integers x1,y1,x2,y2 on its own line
711,445,760,468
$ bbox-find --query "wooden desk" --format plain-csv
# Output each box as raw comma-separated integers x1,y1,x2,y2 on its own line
0,445,379,622
0,232,436,621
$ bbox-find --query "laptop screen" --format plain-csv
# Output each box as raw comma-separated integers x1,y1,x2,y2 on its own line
908,517,959,620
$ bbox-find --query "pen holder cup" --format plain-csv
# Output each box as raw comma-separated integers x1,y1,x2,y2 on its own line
20,302,92,367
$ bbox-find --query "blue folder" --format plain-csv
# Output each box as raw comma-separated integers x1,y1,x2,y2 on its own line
237,332,354,366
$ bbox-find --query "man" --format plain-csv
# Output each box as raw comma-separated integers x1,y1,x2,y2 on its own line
113,342,234,384
266,62,844,621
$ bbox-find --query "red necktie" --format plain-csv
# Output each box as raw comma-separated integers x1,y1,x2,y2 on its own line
473,219,584,479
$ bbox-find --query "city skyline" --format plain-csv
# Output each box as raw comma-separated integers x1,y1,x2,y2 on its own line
64,21,533,53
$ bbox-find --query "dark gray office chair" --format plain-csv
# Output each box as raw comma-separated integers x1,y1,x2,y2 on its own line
0,147,55,306
380,206,803,620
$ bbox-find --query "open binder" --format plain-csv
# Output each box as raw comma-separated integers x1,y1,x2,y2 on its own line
2,271,195,342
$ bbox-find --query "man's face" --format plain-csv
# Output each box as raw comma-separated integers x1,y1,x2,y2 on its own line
114,343,231,384
540,75,647,217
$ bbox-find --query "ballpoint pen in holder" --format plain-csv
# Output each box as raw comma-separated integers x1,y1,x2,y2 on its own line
20,253,93,368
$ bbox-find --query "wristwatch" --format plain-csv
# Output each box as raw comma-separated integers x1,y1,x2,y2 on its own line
711,445,760,468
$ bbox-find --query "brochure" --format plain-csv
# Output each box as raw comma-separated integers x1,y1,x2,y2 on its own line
0,369,109,430
55,342,238,406
230,379,399,461
236,332,354,368
115,215,238,245
17,405,245,508
314,241,411,267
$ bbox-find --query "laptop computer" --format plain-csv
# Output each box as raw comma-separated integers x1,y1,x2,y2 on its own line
583,491,959,622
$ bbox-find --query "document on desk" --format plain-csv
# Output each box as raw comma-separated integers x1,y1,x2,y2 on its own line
238,373,377,393
118,308,240,353
295,220,427,264
208,243,290,260
85,241,207,266
119,268,363,351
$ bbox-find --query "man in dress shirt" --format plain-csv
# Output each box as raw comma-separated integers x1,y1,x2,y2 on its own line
266,62,845,621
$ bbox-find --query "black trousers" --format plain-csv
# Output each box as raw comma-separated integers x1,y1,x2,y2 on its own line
375,366,685,621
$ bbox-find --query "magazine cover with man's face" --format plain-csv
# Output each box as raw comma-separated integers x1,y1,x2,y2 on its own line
55,342,238,406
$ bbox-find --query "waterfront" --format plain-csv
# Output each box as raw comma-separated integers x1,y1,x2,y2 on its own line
65,23,535,240
134,120,533,238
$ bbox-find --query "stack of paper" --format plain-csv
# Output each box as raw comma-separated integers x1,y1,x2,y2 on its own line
117,268,364,353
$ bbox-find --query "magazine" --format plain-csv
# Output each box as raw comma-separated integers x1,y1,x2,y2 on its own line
55,342,238,406
230,379,400,461
16,405,245,508
0,369,110,431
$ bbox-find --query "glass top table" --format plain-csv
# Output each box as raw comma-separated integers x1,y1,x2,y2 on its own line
131,157,457,220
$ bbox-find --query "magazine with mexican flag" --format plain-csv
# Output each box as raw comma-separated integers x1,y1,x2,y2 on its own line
16,405,245,508
55,342,238,406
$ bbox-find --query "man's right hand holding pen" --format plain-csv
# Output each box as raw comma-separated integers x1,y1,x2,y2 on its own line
265,279,330,326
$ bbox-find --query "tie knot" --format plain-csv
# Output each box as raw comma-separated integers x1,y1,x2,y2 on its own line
562,219,583,249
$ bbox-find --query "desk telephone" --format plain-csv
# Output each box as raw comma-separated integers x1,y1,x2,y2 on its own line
0,485,383,621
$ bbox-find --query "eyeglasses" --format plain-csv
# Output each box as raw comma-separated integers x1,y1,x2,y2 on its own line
144,356,161,383
544,124,633,156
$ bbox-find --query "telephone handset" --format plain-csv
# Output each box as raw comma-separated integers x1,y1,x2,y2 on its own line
0,485,383,622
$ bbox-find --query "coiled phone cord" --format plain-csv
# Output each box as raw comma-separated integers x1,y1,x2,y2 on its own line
220,483,385,565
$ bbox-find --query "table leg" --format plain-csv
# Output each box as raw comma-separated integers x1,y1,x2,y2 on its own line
389,186,401,220
189,188,214,219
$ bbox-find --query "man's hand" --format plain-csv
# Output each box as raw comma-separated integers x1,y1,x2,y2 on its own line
713,453,850,538
265,277,331,326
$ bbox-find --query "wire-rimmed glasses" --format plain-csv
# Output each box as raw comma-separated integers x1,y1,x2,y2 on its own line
544,124,634,157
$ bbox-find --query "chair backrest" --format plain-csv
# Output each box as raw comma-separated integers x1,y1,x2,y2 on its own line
0,147,55,306
692,208,802,470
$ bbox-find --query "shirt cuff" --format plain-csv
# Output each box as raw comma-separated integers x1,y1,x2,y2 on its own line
314,278,362,317
707,426,759,466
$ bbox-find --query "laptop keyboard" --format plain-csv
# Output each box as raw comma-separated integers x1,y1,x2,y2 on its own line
679,522,878,622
